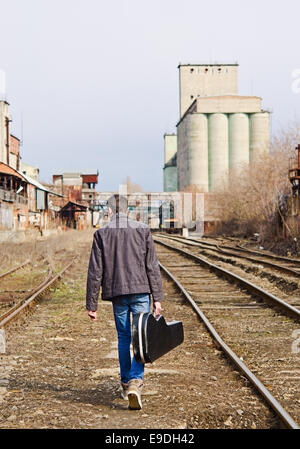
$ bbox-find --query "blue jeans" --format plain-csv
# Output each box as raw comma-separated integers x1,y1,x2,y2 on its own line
112,293,151,384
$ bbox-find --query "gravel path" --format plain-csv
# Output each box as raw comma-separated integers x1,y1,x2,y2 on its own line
0,236,280,429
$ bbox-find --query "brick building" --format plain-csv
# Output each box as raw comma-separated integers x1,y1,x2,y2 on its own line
0,162,63,232
52,170,99,205
9,135,20,171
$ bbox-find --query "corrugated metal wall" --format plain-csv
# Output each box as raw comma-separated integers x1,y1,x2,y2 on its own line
0,202,14,229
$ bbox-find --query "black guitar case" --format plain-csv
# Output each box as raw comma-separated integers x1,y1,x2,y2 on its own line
132,312,184,364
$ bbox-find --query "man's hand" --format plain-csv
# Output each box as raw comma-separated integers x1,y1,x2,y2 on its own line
153,301,163,317
88,310,98,321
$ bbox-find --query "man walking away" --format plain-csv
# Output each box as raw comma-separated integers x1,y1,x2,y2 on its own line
86,194,163,410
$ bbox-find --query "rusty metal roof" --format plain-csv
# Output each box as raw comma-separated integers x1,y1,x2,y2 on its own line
0,163,63,198
0,162,25,179
19,171,63,197
60,201,88,211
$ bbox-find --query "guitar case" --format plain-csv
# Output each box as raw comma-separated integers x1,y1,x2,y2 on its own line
132,312,184,364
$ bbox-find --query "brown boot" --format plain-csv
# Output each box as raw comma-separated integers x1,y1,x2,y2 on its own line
127,379,144,410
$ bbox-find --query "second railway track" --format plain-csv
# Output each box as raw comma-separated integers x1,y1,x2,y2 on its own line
0,258,53,316
155,237,300,428
156,233,300,277
156,233,300,311
0,259,76,331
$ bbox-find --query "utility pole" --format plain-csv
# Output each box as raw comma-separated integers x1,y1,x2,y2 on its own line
5,116,11,165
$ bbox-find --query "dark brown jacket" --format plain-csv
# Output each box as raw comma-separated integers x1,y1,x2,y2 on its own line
86,213,163,311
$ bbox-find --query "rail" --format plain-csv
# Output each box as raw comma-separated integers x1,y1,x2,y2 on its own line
0,260,31,280
0,259,75,329
154,238,300,321
159,259,299,429
156,234,300,278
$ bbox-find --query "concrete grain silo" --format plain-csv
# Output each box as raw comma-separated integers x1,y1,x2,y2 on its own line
178,63,239,118
165,63,270,196
187,113,209,192
163,134,178,192
249,112,270,162
177,118,189,190
208,113,229,191
229,113,250,169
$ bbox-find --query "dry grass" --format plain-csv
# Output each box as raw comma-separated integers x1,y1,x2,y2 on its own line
214,152,290,238
214,120,300,244
0,229,94,273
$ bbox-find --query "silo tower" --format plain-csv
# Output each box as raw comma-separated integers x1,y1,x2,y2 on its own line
175,63,270,192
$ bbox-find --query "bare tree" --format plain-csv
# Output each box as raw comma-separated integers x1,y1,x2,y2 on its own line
214,120,300,243
215,151,292,239
271,119,300,157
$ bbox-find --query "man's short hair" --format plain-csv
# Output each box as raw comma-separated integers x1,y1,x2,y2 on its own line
107,194,128,214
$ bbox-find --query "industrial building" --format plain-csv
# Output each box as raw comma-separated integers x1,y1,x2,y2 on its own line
51,170,98,229
52,170,99,204
0,100,21,171
0,161,63,234
92,191,184,230
163,63,270,193
0,94,97,235
0,98,87,236
0,100,10,167
288,144,300,235
0,100,40,179
20,161,40,181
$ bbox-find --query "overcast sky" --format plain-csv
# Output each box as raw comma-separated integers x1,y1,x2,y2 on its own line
0,0,299,191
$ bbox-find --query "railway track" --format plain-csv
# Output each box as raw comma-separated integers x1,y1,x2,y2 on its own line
0,259,53,315
189,234,300,271
0,259,75,331
155,234,300,311
0,260,31,280
154,237,300,429
156,233,300,278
